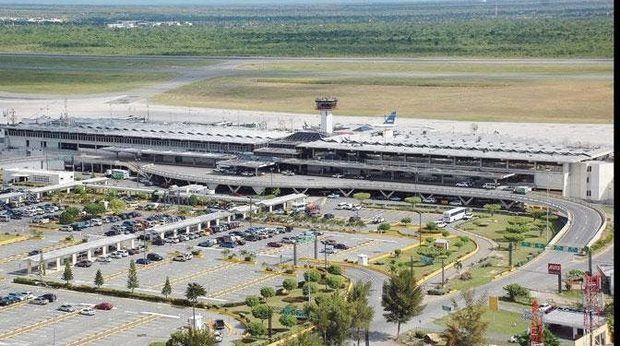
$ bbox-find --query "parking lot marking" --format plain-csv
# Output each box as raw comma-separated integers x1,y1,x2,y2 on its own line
104,257,173,281
64,313,160,346
208,272,280,299
0,311,80,340
147,261,239,289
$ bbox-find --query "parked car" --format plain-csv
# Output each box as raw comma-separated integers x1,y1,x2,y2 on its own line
323,213,335,219
327,193,340,198
334,243,349,250
30,297,49,305
198,239,217,247
463,212,474,219
58,304,76,312
95,302,114,310
146,253,164,261
214,319,226,330
136,258,152,265
173,253,193,262
455,181,470,187
80,307,96,316
267,242,283,248
76,260,93,268
28,249,41,256
448,200,463,206
40,293,57,302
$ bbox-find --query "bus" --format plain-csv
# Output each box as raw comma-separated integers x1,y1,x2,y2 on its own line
513,186,531,195
443,207,468,223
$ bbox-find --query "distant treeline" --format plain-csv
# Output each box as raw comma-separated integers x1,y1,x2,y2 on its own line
0,16,612,57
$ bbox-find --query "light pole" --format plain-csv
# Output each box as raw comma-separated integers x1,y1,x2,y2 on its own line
546,168,551,242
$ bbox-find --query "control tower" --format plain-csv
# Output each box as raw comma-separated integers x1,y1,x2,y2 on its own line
315,97,337,134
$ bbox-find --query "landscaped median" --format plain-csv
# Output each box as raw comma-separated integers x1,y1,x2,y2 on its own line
0,233,29,246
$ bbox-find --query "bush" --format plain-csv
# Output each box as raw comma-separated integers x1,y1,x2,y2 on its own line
302,282,318,296
459,236,470,243
453,241,463,248
247,321,267,336
441,230,450,237
59,207,80,225
326,275,344,290
245,295,260,307
279,314,297,328
503,283,530,302
400,217,411,224
394,249,402,257
427,287,448,295
260,287,276,299
304,269,321,282
326,264,342,275
459,271,473,281
282,278,297,291
378,222,391,231
425,222,438,231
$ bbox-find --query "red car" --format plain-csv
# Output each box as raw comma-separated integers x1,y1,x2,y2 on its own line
94,302,113,310
267,242,282,248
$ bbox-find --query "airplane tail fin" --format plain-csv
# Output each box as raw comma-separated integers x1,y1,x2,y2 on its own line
384,111,397,125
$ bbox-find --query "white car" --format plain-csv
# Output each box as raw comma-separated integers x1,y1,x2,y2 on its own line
273,208,285,215
109,252,123,259
80,307,96,316
434,221,447,228
117,249,129,257
463,212,474,220
327,193,340,199
539,303,554,314
352,204,362,211
449,200,463,206
482,182,498,190
30,297,48,305
97,256,111,263
422,197,436,203
455,182,469,187
282,171,295,176
331,174,344,179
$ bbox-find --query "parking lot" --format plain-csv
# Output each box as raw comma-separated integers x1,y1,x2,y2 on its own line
0,283,242,345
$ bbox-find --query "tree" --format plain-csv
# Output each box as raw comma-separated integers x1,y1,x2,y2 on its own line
161,276,172,298
245,295,260,307
394,249,402,258
304,269,321,282
251,304,273,325
127,259,139,293
279,314,297,328
327,264,342,275
404,196,421,210
400,217,411,224
188,195,199,206
426,221,438,231
62,260,73,285
185,282,206,327
516,326,560,346
378,222,391,231
83,202,106,216
94,268,104,288
307,292,353,345
260,286,276,299
303,282,318,298
280,332,324,346
282,278,297,291
381,259,425,337
503,283,530,302
166,327,216,346
348,281,374,346
247,321,267,336
442,289,489,346
483,203,501,216
326,275,344,290
59,207,80,224
108,198,126,213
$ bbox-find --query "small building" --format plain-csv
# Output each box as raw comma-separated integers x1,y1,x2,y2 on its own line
2,168,74,186
434,238,450,250
544,307,608,342
597,264,614,295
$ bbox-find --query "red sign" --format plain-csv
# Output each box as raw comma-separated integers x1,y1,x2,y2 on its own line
548,263,562,275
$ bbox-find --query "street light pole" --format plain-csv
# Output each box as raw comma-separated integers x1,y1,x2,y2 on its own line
546,169,550,242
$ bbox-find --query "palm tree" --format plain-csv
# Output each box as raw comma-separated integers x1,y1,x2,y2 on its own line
185,282,206,329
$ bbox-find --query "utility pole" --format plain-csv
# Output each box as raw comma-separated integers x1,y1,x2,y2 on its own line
440,256,446,287
293,242,297,267
508,242,513,268
324,242,328,268
313,230,318,259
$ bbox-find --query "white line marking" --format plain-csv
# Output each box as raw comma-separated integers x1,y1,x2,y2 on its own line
141,312,180,319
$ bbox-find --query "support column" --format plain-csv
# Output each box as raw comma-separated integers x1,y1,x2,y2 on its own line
102,246,107,256
56,258,61,271
197,223,202,231
71,253,77,265
116,242,121,251
87,249,92,261
130,239,135,249
173,229,178,237
27,261,32,275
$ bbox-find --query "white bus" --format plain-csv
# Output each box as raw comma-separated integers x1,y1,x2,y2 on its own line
443,207,468,223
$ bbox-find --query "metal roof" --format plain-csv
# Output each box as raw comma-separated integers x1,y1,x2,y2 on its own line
147,211,232,234
299,132,612,163
5,117,291,145
257,193,307,207
99,147,235,160
24,233,138,263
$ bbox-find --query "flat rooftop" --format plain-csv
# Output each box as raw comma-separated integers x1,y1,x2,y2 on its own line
4,116,291,145
299,132,613,163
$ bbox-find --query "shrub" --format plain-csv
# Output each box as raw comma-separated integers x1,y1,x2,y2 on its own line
282,278,297,291
427,287,448,295
378,223,391,231
394,249,402,257
459,236,470,243
302,282,318,296
453,241,463,248
245,295,260,307
441,230,450,237
303,269,321,282
326,264,342,276
425,222,438,231
247,321,267,336
279,314,297,328
400,217,411,224
503,283,530,302
260,287,276,299
326,275,344,290
459,271,473,281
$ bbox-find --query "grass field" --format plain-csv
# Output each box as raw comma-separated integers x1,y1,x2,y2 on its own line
433,308,528,343
154,60,613,123
0,68,173,94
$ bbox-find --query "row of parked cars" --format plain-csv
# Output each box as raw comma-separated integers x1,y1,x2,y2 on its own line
0,202,64,222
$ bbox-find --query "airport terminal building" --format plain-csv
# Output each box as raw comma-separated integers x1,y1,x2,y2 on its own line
1,116,614,202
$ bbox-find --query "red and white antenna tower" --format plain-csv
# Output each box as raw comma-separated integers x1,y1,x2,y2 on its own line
530,299,544,346
583,273,604,340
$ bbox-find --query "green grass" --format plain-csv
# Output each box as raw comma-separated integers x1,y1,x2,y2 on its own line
0,234,21,243
0,55,220,71
447,257,505,292
370,237,476,278
433,308,528,343
0,68,173,94
154,72,612,123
